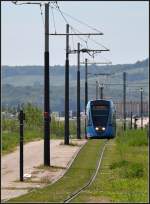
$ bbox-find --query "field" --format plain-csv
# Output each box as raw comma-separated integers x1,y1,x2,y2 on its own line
7,139,105,202
72,128,149,203
1,104,84,154
2,103,149,202
4,126,148,203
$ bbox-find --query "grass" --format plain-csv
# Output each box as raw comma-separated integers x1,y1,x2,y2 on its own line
2,129,43,155
72,128,148,203
2,129,82,155
1,118,85,155
8,139,105,203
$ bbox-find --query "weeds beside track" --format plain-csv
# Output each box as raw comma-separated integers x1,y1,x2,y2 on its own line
8,139,106,203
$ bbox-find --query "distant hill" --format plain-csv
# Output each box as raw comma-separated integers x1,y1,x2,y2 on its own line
1,58,149,111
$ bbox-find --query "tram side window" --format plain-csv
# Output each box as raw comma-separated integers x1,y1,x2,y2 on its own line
87,110,92,126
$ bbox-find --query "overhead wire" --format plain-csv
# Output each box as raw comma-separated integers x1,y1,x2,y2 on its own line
55,2,103,33
53,3,87,48
53,2,108,52
12,1,107,52
11,1,41,5
12,1,111,63
70,29,75,50
39,4,45,26
54,2,110,51
70,26,88,48
50,6,57,33
66,22,109,51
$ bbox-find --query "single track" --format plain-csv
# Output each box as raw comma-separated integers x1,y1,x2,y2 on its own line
63,139,108,203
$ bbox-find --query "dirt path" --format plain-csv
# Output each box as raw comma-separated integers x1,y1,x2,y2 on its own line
1,139,87,202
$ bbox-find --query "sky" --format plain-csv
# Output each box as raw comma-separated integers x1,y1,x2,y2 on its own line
1,1,149,66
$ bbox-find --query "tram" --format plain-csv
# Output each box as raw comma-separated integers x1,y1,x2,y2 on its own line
86,99,116,139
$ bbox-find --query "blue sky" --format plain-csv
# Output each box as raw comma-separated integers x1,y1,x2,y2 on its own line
1,1,149,66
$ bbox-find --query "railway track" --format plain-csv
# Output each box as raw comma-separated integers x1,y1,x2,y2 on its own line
63,139,108,203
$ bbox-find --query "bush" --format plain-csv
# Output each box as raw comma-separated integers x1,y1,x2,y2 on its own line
24,103,43,129
110,160,130,169
121,163,144,178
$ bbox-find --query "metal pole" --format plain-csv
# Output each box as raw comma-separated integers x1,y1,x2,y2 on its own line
77,42,81,139
100,84,104,99
19,110,25,181
123,72,126,131
85,58,88,138
130,101,132,129
141,88,143,129
96,81,98,99
44,3,50,166
64,24,70,144
85,58,88,110
130,111,133,129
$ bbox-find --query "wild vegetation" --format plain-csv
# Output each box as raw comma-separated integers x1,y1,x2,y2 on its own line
2,58,149,111
2,103,83,154
72,128,148,203
8,140,105,203
2,103,148,202
7,127,148,203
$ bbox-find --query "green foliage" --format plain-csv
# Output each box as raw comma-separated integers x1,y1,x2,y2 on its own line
2,129,43,154
116,128,148,146
2,104,78,154
110,160,129,169
50,116,64,138
110,159,144,179
121,163,144,178
2,58,149,110
2,119,18,132
24,103,43,129
72,128,148,203
8,140,105,202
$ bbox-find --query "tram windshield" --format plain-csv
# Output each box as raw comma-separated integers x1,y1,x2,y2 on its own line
91,104,109,126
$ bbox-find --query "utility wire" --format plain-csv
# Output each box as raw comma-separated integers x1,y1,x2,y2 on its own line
54,4,88,46
39,4,45,26
70,26,87,46
12,1,42,5
54,2,108,52
89,83,148,87
51,6,57,33
55,2,69,25
68,25,109,51
53,4,87,48
70,29,75,50
55,2,103,34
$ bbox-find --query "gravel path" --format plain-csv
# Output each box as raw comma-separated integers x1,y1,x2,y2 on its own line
1,139,87,201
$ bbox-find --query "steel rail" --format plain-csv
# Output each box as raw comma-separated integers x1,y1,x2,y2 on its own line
63,139,108,203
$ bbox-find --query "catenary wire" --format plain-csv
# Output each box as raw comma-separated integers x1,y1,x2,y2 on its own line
54,2,106,51
54,2,110,51
51,6,57,33
55,2,103,34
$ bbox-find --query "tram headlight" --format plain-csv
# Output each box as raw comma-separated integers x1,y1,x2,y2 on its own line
102,127,105,131
95,127,99,131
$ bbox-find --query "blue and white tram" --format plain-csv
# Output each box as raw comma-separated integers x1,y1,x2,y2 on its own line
86,99,116,139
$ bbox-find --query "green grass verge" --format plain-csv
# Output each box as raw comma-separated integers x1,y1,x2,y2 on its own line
8,139,105,203
72,128,148,203
2,129,79,155
1,118,85,155
2,129,43,155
